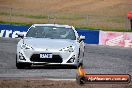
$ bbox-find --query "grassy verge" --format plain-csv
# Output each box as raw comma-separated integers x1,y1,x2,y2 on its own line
0,21,131,32
0,12,84,20
0,21,32,26
0,11,131,32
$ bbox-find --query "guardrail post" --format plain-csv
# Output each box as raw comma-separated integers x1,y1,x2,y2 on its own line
10,8,12,22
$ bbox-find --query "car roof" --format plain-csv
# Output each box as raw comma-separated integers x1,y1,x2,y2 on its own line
32,24,72,28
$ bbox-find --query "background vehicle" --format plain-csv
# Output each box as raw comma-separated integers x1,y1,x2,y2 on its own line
16,24,85,69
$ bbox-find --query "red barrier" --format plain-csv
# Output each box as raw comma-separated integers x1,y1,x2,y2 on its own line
128,11,132,19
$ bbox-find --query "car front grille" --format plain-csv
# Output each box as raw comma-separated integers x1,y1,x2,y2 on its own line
30,54,63,63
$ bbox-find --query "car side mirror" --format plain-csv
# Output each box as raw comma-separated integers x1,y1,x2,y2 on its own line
16,33,24,39
79,35,85,42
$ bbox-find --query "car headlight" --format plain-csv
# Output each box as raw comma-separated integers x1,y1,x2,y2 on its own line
59,46,74,52
21,44,33,50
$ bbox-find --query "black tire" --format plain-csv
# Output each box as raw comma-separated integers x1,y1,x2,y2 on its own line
77,63,83,69
78,59,83,67
16,62,25,69
76,75,86,85
16,62,31,69
16,54,31,69
79,62,83,67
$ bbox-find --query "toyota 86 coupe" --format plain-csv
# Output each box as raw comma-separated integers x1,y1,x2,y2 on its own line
16,24,85,69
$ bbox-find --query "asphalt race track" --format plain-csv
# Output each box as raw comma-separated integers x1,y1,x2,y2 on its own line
0,38,132,80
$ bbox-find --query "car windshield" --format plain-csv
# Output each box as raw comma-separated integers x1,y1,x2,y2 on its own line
26,26,76,40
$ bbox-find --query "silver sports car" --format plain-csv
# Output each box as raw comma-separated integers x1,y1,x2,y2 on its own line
16,24,85,69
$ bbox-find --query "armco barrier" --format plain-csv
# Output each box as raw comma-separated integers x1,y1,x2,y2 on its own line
0,24,100,44
1,24,132,47
77,29,99,44
0,24,29,38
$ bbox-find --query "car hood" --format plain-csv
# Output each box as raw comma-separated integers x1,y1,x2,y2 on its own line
23,38,77,49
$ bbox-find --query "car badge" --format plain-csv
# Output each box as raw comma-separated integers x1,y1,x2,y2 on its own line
45,49,48,51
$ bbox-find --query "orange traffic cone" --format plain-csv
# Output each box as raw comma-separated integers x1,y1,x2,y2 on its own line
76,66,87,85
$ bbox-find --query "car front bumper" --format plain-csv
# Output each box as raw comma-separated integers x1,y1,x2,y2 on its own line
17,47,80,66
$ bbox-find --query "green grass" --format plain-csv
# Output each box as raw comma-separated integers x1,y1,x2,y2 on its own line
0,21,131,32
0,11,131,32
0,12,48,19
26,15,48,19
0,21,32,26
0,12,84,20
0,12,10,16
77,27,127,32
106,18,125,23
75,25,132,32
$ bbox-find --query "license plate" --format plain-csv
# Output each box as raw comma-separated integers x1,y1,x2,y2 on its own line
40,53,53,58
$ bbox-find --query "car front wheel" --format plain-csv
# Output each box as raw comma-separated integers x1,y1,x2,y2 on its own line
16,55,31,69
